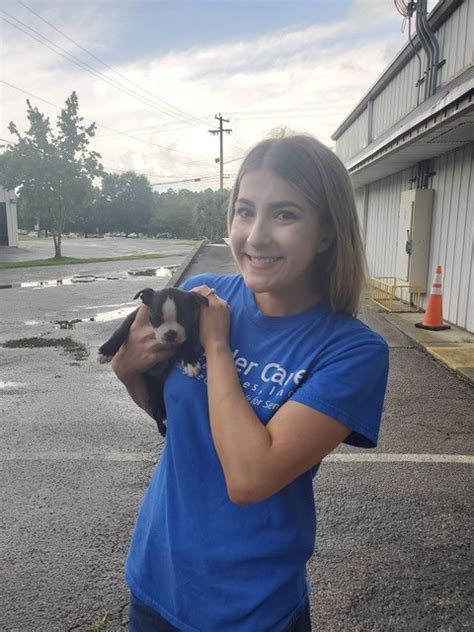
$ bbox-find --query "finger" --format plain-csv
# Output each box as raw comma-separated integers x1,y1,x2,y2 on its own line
132,304,151,327
189,285,210,295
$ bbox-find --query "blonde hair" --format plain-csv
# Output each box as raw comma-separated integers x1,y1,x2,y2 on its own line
228,134,368,315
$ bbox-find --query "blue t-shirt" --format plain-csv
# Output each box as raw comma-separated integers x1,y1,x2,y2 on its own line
125,273,389,632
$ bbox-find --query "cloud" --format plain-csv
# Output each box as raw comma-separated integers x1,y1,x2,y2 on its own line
1,0,409,188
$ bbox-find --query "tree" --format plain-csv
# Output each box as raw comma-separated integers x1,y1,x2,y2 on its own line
100,171,154,235
151,189,197,238
0,92,103,257
195,188,230,241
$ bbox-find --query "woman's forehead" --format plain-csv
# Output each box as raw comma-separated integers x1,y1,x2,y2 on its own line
237,169,311,209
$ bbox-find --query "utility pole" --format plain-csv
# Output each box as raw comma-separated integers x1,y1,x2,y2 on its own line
209,114,231,190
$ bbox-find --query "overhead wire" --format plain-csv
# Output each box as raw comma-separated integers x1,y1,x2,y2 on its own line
14,0,218,131
0,10,214,129
0,79,216,162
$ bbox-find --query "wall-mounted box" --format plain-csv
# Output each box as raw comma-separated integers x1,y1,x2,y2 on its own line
396,189,434,290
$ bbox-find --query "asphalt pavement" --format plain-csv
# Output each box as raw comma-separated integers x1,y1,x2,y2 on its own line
0,238,472,631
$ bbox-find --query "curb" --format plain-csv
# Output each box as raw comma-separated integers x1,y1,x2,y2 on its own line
382,313,474,385
167,239,208,288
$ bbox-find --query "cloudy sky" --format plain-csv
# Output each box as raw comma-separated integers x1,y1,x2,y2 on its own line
1,0,419,191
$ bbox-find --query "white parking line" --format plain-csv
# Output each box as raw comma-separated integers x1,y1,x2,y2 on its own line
325,453,474,464
1,452,473,463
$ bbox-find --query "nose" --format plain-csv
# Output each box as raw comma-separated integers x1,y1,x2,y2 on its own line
165,330,178,342
247,216,272,247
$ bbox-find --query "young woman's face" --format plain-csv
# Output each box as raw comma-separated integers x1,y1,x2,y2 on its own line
230,169,331,314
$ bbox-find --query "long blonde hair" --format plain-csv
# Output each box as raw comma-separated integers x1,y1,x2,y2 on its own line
228,134,368,315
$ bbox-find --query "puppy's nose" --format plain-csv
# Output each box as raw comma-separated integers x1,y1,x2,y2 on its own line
165,330,178,342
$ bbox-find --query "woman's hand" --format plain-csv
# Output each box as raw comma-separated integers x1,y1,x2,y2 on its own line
191,285,231,352
111,305,176,384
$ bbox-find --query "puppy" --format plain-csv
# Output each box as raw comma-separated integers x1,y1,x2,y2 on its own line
98,287,208,437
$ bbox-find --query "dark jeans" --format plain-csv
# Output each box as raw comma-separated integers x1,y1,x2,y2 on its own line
128,592,312,632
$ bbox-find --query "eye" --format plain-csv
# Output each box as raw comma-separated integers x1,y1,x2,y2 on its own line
275,210,298,221
235,206,254,219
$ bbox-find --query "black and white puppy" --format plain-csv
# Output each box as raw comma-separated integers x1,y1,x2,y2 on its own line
98,287,208,437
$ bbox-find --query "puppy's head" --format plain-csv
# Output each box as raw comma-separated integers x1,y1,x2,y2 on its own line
134,287,208,347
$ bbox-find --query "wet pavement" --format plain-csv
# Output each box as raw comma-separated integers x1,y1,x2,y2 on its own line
0,240,473,631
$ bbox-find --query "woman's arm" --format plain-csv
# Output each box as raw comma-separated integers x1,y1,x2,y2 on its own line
111,305,175,419
194,286,351,505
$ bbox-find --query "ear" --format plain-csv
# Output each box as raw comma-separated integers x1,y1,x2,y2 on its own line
188,291,209,307
133,288,155,305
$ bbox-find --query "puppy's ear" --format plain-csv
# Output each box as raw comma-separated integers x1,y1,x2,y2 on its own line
188,291,209,307
133,288,155,305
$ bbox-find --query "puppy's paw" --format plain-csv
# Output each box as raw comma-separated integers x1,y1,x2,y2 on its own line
180,361,201,378
97,353,113,364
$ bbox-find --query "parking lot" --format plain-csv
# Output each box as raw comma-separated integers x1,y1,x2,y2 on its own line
1,239,473,631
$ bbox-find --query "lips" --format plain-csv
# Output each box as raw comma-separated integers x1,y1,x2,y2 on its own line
245,254,282,266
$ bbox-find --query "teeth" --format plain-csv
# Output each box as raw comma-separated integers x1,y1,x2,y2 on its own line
249,256,278,263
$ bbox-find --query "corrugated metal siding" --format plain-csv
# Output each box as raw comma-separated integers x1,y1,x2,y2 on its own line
372,53,426,139
361,145,472,331
364,168,414,277
334,108,368,163
353,186,366,234
337,0,471,158
437,0,474,86
430,143,473,331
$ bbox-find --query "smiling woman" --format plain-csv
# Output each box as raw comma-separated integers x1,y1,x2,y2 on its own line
113,134,389,632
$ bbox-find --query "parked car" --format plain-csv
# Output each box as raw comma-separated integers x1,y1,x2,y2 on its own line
127,232,138,238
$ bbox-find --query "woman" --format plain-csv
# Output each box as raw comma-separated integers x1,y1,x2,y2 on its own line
112,135,389,632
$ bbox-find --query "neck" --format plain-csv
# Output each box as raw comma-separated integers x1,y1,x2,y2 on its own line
253,288,321,316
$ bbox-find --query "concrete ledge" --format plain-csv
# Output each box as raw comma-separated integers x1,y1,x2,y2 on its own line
167,239,208,288
383,311,474,383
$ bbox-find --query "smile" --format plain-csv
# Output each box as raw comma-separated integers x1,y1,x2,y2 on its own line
245,255,282,265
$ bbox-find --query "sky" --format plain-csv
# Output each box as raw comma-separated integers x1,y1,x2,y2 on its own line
0,0,426,191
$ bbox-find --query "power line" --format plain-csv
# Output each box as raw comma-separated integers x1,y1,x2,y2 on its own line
1,9,217,131
95,121,204,141
103,166,233,179
16,0,218,131
1,79,215,162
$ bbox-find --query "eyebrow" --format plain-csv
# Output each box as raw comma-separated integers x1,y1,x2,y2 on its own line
235,197,305,212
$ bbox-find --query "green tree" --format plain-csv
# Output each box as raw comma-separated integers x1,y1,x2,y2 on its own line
196,188,230,241
0,92,103,257
101,171,154,235
151,189,197,238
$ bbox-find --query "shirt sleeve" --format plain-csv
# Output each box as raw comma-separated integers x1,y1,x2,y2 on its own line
290,338,389,448
179,273,218,292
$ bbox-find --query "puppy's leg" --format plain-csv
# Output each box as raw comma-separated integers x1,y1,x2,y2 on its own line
97,308,139,363
176,343,202,378
144,373,167,437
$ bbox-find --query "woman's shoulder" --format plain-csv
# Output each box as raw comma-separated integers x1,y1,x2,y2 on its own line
321,307,388,352
180,273,242,293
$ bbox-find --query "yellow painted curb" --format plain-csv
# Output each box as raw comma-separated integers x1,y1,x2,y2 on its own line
425,345,474,369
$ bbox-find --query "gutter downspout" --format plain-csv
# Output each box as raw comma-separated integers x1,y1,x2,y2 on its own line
420,0,441,95
416,0,435,99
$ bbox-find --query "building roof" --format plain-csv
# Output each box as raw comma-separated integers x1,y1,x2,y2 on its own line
331,0,464,141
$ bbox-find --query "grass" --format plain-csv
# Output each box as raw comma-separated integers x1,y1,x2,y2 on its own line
0,252,183,270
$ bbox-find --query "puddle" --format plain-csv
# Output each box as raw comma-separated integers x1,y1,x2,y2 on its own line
94,306,136,322
0,381,26,390
2,336,89,361
0,266,178,289
128,266,176,277
22,303,137,327
52,319,83,329
0,275,127,289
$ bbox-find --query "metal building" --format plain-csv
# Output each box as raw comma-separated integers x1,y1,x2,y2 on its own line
0,187,18,248
332,0,473,332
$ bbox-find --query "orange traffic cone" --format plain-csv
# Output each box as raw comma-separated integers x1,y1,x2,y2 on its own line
415,265,451,331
